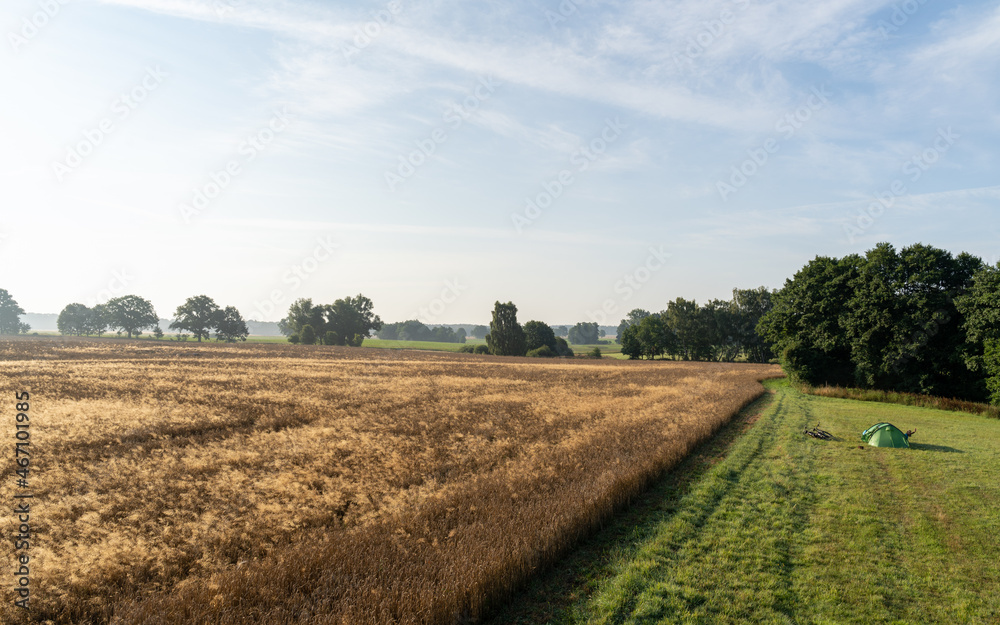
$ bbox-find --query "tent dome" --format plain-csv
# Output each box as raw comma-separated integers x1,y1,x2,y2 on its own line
861,422,910,448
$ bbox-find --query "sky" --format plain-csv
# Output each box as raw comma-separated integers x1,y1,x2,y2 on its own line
1,0,998,325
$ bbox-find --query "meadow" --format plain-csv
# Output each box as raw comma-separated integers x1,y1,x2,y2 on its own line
493,380,1000,623
0,337,778,624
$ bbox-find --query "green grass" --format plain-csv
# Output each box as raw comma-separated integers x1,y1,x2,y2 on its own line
489,380,1000,624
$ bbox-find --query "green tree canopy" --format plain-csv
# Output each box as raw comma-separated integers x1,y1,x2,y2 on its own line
170,295,221,342
0,289,27,335
616,309,650,344
523,320,557,353
568,322,599,345
58,303,91,336
215,306,249,342
105,295,159,339
486,301,526,356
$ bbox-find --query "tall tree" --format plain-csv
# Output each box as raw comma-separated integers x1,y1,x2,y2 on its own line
844,243,981,398
58,303,92,336
215,306,250,343
956,262,1000,375
106,295,159,339
280,299,327,340
486,301,526,356
170,295,221,342
616,309,650,344
0,289,27,335
665,298,709,360
523,320,557,352
326,294,383,346
87,304,110,337
732,287,776,363
757,255,860,386
567,322,599,345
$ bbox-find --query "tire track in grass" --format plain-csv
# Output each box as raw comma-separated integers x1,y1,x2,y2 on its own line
588,388,814,624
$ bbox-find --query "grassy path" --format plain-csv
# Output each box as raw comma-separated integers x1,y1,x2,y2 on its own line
490,380,1000,624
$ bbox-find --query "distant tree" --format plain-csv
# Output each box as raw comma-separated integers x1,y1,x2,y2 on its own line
87,304,110,336
153,326,164,339
324,330,339,346
665,298,710,360
616,309,650,344
105,295,159,339
280,299,327,341
486,301,526,356
636,314,674,359
553,325,569,337
215,306,249,342
554,336,574,358
620,324,642,359
732,287,776,363
470,325,489,339
170,295,221,342
0,289,27,335
299,324,317,345
378,323,400,340
523,320,557,353
325,294,383,346
457,327,467,341
568,322,599,345
58,303,91,336
702,299,739,362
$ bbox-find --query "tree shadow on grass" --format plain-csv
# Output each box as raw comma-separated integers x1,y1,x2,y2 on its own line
908,442,963,453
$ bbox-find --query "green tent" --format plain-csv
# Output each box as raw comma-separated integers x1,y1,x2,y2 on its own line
861,423,910,448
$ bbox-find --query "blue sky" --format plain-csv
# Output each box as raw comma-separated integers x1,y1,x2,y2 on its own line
1,0,998,325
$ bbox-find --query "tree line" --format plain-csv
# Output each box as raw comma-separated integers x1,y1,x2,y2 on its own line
759,243,1000,405
378,320,467,343
617,287,776,363
278,295,383,346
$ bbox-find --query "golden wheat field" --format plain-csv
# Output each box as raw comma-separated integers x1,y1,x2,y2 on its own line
0,337,780,624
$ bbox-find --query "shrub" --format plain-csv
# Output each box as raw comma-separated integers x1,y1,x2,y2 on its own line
590,347,603,359
287,334,300,344
474,344,490,354
457,345,475,353
554,336,574,358
324,331,339,346
527,345,555,358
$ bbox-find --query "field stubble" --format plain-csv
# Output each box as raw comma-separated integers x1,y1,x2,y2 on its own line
0,337,779,624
